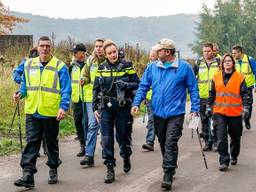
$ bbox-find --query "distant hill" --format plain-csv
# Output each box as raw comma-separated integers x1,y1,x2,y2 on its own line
11,12,199,58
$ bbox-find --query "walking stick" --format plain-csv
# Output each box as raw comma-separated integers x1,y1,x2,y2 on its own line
17,101,23,152
196,128,208,169
188,115,208,169
8,104,18,134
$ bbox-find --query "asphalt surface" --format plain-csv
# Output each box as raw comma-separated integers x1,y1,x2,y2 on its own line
1,111,256,192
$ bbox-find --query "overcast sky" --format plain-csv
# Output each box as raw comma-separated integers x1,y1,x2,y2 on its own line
2,0,215,19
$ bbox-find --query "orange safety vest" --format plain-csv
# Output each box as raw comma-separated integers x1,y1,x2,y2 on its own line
213,71,244,116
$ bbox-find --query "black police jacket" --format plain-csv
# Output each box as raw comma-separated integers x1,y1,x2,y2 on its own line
93,59,140,111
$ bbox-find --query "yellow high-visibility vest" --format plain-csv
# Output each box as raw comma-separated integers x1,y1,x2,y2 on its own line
71,61,86,103
197,59,219,99
24,56,65,116
82,56,100,102
235,54,255,87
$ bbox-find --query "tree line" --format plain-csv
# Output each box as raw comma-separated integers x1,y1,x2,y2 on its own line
191,0,256,57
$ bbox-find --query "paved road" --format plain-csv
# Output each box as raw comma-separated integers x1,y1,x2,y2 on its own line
1,113,256,192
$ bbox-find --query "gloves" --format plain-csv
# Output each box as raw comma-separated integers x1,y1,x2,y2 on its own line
242,106,250,120
205,106,212,117
115,79,128,90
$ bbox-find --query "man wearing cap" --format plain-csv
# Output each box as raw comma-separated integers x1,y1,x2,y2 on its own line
131,38,200,190
70,43,90,157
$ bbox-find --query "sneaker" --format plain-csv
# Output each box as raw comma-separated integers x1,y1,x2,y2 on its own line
203,143,212,151
14,172,34,188
231,158,238,165
161,172,173,190
80,156,94,167
245,122,251,130
123,157,131,173
219,164,228,172
48,169,58,184
104,165,115,184
142,143,154,151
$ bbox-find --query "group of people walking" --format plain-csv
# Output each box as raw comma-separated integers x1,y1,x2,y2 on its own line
11,36,255,191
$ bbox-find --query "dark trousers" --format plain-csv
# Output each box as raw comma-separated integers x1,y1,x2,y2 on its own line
72,101,88,145
154,114,184,173
100,102,133,166
214,114,243,166
200,99,216,145
21,115,61,174
244,88,253,124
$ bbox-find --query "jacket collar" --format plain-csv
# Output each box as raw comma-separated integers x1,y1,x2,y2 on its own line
156,58,179,69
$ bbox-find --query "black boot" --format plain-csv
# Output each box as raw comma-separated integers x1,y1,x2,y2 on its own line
123,157,131,173
14,171,34,188
48,169,58,184
104,165,115,184
203,143,212,151
77,143,85,157
80,156,94,167
142,143,154,151
161,172,173,190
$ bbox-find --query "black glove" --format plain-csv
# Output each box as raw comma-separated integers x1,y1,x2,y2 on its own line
242,106,250,120
115,79,128,90
205,106,212,117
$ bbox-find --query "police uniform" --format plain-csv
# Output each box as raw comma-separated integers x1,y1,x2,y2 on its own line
93,59,139,167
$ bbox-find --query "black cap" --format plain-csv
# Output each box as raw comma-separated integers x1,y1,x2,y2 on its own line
71,43,86,52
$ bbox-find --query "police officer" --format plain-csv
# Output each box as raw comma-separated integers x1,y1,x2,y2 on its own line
70,43,89,157
93,40,140,183
232,45,256,129
13,36,71,188
207,54,249,171
80,39,105,167
194,42,220,151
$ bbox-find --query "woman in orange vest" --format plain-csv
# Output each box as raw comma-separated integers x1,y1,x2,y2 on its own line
207,53,250,171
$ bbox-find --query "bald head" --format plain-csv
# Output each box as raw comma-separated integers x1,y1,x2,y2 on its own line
149,49,158,62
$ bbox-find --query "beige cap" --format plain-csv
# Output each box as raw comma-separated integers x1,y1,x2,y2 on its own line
154,38,175,51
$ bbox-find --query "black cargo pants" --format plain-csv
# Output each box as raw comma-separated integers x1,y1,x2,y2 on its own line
20,115,62,174
154,114,184,173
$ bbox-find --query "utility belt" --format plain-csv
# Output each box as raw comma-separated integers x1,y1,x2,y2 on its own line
97,92,132,111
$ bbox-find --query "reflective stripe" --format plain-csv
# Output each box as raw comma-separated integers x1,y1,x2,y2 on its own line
53,60,62,89
214,102,242,107
127,69,136,74
216,92,241,98
44,65,58,72
198,80,209,84
41,87,60,94
25,65,38,70
27,86,39,91
97,71,126,77
26,59,33,86
72,80,79,83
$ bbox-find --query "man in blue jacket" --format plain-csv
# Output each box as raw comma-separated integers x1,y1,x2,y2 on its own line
131,38,200,190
